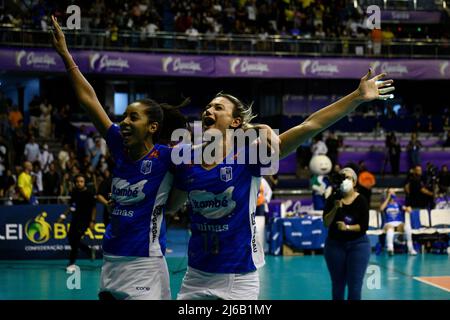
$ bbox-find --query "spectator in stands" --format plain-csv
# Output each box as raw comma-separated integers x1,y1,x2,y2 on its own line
256,176,273,217
438,164,450,194
323,167,370,300
43,162,60,204
96,168,112,227
8,105,23,129
407,132,422,168
11,119,26,165
311,133,328,156
39,98,52,139
325,131,340,167
28,96,41,137
58,143,70,171
1,169,16,205
186,23,200,50
443,130,450,147
58,174,97,273
404,165,434,210
39,144,54,173
75,125,88,160
59,171,73,202
32,160,43,197
380,188,417,256
0,135,8,178
357,160,376,206
23,135,40,163
386,132,401,176
16,161,33,204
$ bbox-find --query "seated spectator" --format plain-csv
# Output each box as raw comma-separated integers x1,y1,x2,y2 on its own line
380,188,417,256
404,165,434,210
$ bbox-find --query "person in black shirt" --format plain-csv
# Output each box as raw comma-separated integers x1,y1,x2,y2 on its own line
96,169,112,227
325,130,340,167
58,174,97,272
323,167,370,300
43,162,60,204
404,165,434,209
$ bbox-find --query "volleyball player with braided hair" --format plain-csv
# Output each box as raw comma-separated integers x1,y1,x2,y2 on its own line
169,71,395,300
51,15,188,300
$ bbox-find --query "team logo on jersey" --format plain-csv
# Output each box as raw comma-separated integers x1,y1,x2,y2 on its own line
111,178,147,205
140,160,152,175
220,167,232,182
190,186,236,219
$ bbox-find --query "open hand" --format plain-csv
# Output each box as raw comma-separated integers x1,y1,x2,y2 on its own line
357,69,395,102
50,15,69,57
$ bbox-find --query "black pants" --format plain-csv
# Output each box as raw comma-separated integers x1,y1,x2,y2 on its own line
68,223,90,265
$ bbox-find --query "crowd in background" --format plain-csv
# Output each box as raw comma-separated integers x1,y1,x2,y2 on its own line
1,0,449,45
1,89,450,208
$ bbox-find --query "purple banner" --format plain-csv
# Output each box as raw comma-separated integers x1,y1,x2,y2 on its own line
0,48,67,72
381,11,442,24
215,56,299,78
1,48,449,79
75,51,215,76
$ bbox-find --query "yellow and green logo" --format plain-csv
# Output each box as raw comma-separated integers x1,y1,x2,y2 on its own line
25,212,52,244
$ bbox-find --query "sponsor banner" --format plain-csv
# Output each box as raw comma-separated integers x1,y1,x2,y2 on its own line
77,51,215,76
380,10,442,24
1,48,449,79
0,205,105,259
215,56,299,78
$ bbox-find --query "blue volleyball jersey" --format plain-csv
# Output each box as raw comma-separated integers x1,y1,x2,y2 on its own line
384,202,405,224
174,144,265,274
102,124,173,257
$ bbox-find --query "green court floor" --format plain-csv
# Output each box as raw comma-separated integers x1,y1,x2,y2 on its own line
0,253,449,300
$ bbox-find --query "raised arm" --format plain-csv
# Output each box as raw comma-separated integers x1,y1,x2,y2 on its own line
50,15,112,137
279,70,394,159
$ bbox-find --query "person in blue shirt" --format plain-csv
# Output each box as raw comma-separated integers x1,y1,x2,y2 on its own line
51,16,188,300
380,188,417,256
168,70,395,300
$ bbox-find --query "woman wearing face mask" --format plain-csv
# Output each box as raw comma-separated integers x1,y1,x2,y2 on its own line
323,167,370,300
380,188,417,256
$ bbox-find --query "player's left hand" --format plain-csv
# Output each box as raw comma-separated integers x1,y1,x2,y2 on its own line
357,69,395,102
336,221,347,231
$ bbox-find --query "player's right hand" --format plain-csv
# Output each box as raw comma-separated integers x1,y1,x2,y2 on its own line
50,15,69,57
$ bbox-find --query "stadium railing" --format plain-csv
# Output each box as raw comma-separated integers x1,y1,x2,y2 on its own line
1,27,449,58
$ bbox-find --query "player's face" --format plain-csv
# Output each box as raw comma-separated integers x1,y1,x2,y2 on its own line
75,177,85,189
202,97,241,134
120,102,157,148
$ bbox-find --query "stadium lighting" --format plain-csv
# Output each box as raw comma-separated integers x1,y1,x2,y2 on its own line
353,0,358,8
444,1,447,9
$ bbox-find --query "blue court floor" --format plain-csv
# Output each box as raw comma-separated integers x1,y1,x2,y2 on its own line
1,228,449,300
0,254,449,300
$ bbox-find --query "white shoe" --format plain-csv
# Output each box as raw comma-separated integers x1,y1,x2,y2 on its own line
66,264,77,273
408,250,418,256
